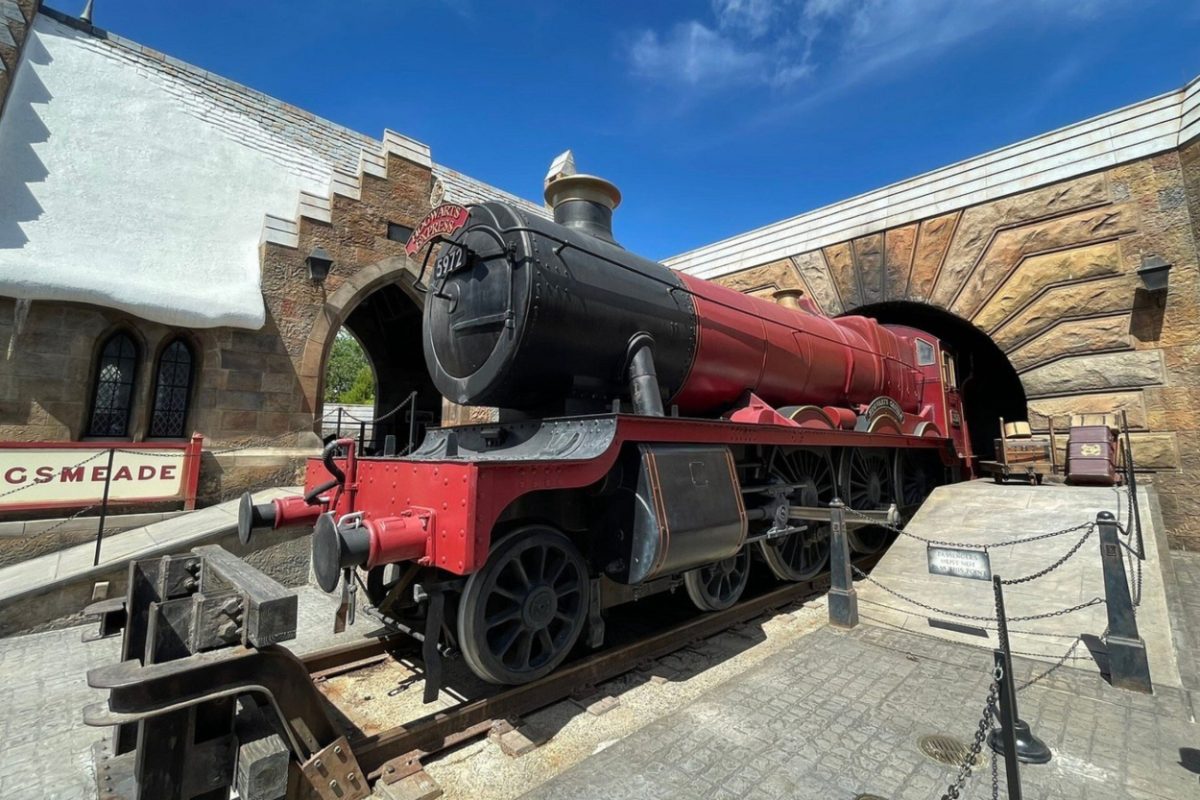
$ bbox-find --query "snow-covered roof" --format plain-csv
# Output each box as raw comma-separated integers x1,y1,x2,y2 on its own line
0,9,545,330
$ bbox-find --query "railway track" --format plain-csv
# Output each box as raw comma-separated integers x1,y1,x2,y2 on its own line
85,545,880,799
296,555,879,787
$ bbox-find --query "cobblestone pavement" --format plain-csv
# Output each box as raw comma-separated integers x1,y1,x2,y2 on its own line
0,583,364,799
520,625,1199,800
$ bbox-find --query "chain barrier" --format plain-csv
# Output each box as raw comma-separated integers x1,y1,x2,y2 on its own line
991,738,1001,799
939,673,1000,800
844,506,1091,551
850,564,1104,623
1015,637,1084,692
999,523,1094,586
32,503,101,538
0,448,109,503
1118,426,1145,608
1117,485,1144,609
327,395,415,426
0,422,324,530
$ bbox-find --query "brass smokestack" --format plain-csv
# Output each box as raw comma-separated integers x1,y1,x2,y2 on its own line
543,150,622,246
772,288,806,310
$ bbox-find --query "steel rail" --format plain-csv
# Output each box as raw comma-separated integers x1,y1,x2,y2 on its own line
291,556,878,780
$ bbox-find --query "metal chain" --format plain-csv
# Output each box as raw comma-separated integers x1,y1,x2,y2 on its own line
1016,637,1083,691
844,505,1091,550
940,676,999,800
0,448,109,502
1123,482,1144,607
1000,523,1094,585
991,737,1000,799
851,565,1103,622
31,503,101,537
129,425,322,458
1119,452,1145,607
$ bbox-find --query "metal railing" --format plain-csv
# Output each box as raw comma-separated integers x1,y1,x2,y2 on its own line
320,391,426,456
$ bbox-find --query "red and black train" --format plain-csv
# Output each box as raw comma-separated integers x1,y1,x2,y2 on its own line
242,170,974,686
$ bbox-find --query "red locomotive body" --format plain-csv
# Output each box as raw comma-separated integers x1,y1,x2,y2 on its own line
242,171,974,687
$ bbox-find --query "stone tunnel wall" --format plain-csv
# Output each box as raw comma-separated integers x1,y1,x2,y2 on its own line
710,154,1200,550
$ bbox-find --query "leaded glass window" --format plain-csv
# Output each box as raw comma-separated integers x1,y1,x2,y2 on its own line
88,332,139,437
149,339,194,438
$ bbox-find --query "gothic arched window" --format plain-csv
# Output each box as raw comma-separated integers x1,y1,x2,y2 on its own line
148,338,194,438
88,332,139,437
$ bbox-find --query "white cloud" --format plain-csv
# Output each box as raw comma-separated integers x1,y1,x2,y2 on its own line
627,0,1128,94
629,21,765,87
713,0,780,38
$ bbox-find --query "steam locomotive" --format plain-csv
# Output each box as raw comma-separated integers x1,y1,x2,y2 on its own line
241,168,974,687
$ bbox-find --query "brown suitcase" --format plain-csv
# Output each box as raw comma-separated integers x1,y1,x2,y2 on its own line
1066,425,1119,486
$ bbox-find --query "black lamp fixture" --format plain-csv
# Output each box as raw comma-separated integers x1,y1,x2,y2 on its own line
306,246,334,282
1136,254,1171,293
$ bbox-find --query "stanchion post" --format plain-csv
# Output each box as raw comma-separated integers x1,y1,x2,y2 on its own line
993,649,1023,800
827,499,858,628
989,575,1050,767
92,448,116,567
336,407,343,439
1097,511,1152,693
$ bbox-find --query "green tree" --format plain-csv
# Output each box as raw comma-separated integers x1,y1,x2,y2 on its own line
341,364,376,404
324,331,375,403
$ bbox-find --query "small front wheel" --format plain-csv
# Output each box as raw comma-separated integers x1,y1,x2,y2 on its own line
684,548,751,611
457,525,589,685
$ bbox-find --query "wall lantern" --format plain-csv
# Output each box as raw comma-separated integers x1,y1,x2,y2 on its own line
1136,255,1171,293
306,247,334,282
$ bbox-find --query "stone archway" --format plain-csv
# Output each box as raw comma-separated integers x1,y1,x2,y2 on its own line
296,257,440,451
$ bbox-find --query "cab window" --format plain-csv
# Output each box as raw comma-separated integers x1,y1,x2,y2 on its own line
942,352,958,388
915,339,936,366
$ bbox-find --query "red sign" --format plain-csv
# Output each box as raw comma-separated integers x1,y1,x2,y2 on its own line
0,434,203,514
405,203,470,256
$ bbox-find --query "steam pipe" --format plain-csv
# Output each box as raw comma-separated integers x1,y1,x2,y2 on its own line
627,335,664,416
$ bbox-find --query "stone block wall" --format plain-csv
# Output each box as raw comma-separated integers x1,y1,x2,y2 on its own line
0,1,38,117
711,153,1200,550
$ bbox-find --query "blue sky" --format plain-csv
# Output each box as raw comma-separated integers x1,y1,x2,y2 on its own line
87,1,1199,259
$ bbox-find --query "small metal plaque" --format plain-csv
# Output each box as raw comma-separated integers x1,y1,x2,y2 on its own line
927,545,991,581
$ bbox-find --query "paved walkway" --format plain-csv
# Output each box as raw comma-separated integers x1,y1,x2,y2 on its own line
520,624,1199,800
0,583,370,799
857,480,1181,688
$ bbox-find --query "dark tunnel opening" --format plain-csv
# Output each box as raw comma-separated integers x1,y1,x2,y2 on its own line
340,283,442,453
848,301,1027,461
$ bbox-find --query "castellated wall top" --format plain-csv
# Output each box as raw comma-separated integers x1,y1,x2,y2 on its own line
0,10,543,330
666,74,1200,279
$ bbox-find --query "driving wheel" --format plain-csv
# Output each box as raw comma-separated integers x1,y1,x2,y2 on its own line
758,448,833,581
839,447,895,554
